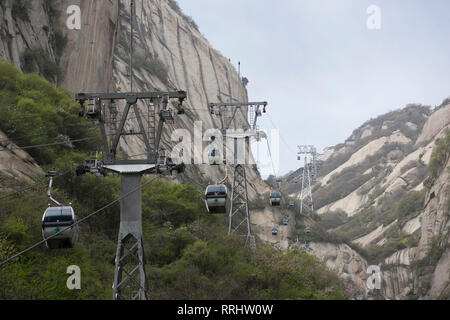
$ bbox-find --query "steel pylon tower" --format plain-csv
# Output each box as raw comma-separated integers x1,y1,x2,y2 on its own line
208,101,267,244
229,160,251,241
297,145,317,215
75,0,187,300
76,90,186,300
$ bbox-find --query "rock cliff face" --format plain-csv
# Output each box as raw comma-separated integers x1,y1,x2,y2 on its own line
380,157,449,299
57,0,119,93
0,0,269,200
0,0,271,270
309,242,369,299
0,0,271,248
0,130,43,182
62,0,268,199
0,0,56,71
282,102,449,299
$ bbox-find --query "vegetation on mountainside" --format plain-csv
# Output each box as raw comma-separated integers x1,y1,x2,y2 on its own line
12,0,67,83
11,0,32,21
167,0,200,31
132,53,170,86
312,124,448,265
0,175,348,300
0,59,97,165
116,17,169,87
0,61,348,300
411,235,448,274
329,189,426,263
425,130,450,188
43,0,67,63
319,210,348,230
313,140,427,210
264,175,279,189
21,47,62,83
318,105,431,177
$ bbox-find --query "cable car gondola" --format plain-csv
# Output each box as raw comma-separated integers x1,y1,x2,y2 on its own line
205,184,227,213
272,227,278,235
42,206,79,249
42,171,79,249
208,148,221,165
269,191,281,206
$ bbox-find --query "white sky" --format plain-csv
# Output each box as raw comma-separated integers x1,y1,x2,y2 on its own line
177,0,450,176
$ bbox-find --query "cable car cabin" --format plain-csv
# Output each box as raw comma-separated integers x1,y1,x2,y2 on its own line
205,185,227,213
272,227,278,235
42,206,79,249
282,217,289,225
269,192,281,206
208,148,221,165
289,200,295,207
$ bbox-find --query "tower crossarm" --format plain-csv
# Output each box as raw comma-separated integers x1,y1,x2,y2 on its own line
208,101,267,131
76,91,187,165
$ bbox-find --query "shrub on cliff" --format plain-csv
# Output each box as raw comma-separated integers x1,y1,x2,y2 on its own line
426,130,450,187
0,59,97,165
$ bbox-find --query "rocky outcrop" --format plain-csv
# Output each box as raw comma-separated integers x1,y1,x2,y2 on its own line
380,157,449,299
353,220,398,248
278,102,448,299
416,105,450,147
56,0,119,93
251,206,295,251
380,248,418,299
0,130,43,181
309,242,369,298
303,103,449,299
320,131,413,186
0,0,56,72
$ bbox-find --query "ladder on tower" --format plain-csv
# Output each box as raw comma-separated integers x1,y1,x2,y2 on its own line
249,105,256,129
148,101,156,155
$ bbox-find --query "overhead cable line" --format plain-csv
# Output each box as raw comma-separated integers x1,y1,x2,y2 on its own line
0,169,73,201
0,135,104,153
265,113,298,157
0,126,98,144
0,169,167,269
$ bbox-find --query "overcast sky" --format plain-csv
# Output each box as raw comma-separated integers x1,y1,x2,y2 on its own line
177,0,450,176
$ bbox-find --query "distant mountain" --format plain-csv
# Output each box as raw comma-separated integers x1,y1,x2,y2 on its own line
277,100,450,299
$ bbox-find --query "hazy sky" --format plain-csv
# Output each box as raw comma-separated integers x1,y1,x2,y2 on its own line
177,0,450,176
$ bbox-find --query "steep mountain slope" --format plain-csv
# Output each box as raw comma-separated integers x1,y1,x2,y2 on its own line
0,0,269,199
282,101,450,299
0,0,57,72
0,0,274,256
0,0,276,249
0,130,43,182
0,2,349,299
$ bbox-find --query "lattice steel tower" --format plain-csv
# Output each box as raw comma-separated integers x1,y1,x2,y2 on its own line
75,0,186,300
208,101,267,245
297,145,317,215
